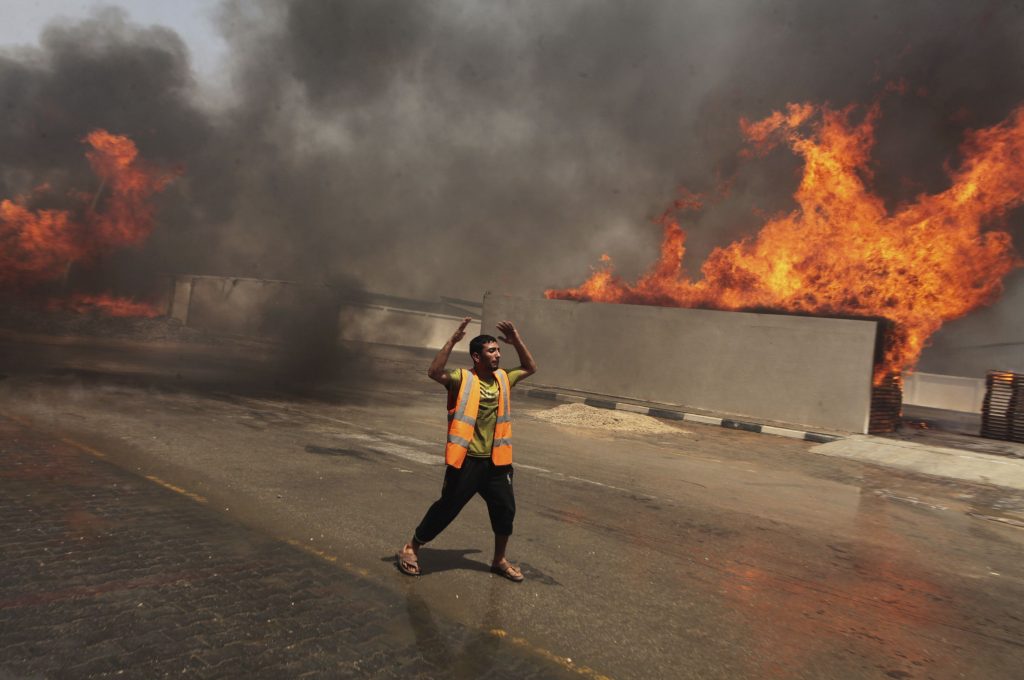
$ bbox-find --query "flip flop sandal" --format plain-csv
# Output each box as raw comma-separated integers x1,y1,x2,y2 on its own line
397,550,420,576
490,561,524,582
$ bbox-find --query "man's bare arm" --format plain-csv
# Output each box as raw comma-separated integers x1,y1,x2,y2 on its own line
496,320,537,377
427,316,473,387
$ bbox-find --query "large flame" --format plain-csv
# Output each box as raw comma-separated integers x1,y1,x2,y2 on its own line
0,130,178,315
547,101,1024,379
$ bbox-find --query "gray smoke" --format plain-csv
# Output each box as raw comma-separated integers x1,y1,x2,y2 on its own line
3,2,1024,338
212,0,1024,291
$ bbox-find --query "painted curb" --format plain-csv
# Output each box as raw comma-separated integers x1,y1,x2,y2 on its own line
523,388,842,444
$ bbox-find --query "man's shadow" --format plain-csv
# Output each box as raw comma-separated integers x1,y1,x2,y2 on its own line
383,547,491,576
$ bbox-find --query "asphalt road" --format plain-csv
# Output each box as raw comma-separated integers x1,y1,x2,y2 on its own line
2,331,1023,679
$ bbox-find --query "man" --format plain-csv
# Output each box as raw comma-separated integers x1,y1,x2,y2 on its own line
397,317,537,581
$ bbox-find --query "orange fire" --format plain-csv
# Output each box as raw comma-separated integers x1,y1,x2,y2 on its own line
0,129,178,315
81,130,177,249
48,294,161,318
547,101,1024,379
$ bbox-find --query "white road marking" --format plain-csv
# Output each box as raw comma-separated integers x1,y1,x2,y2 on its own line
365,442,442,466
873,489,948,511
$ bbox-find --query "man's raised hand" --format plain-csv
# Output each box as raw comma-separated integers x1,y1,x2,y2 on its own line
429,316,473,386
451,316,473,344
497,320,537,375
496,320,520,344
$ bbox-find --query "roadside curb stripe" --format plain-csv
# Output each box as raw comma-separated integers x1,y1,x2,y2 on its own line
523,389,841,443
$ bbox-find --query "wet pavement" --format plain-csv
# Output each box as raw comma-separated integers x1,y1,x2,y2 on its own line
2,333,1024,679
0,416,582,679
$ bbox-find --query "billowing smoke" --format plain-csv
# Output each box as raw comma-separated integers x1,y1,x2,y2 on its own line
210,0,1024,291
2,1,1024,372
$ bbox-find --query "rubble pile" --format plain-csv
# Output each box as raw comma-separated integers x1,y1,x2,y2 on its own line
530,402,683,435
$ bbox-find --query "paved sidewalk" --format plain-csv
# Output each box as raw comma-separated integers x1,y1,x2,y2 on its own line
0,415,580,679
811,434,1024,491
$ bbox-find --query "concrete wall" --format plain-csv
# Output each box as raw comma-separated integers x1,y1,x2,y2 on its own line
168,277,194,324
903,372,985,414
483,294,879,433
165,275,479,350
183,276,338,340
338,303,480,349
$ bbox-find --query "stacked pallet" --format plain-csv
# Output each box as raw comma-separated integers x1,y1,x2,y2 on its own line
869,372,903,434
981,371,1024,443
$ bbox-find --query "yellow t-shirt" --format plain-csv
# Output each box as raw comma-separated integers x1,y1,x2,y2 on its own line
446,367,528,457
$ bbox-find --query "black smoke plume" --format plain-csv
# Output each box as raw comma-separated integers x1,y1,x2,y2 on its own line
3,1,1024,374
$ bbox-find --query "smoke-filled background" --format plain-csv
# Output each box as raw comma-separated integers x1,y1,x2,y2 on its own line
2,0,1024,364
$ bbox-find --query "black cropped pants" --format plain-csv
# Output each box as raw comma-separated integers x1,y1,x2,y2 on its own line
414,456,515,543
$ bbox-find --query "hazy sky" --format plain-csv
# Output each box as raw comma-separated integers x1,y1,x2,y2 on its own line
0,0,226,77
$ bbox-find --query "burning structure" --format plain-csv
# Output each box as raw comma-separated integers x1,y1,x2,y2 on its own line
3,4,1024,431
0,129,178,316
546,99,1024,429
547,100,1024,383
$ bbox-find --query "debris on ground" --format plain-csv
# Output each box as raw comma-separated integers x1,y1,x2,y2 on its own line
529,402,685,434
0,301,255,347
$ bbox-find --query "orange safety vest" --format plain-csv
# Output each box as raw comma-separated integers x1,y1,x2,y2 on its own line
445,368,512,468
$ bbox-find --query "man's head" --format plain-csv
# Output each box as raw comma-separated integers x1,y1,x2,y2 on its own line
469,334,500,372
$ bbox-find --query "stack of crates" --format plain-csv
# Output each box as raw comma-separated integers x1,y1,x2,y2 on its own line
981,371,1024,443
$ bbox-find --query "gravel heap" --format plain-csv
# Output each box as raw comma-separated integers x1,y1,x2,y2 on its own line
529,402,684,434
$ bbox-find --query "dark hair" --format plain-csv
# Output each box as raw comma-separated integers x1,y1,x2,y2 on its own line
469,334,498,357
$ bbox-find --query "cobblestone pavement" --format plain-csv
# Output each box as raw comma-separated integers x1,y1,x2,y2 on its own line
0,415,583,679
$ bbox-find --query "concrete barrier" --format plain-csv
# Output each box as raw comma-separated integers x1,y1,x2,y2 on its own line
482,293,879,433
337,303,480,349
168,277,193,324
903,372,985,414
165,275,480,350
183,276,337,339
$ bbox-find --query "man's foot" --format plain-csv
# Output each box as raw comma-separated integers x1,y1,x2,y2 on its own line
397,545,420,576
490,559,524,582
